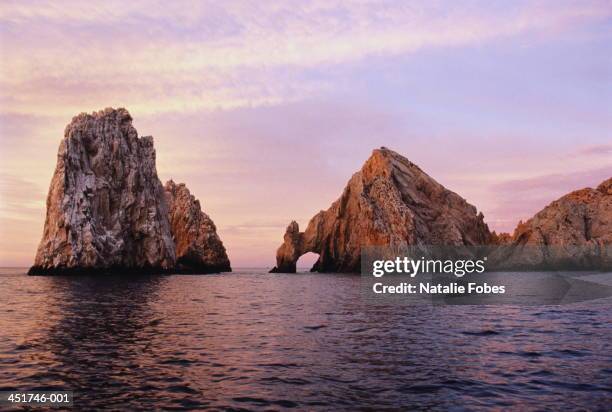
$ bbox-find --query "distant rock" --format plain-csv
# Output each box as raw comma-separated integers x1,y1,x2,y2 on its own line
490,231,513,245
164,180,231,273
270,147,493,273
491,177,612,270
29,108,176,275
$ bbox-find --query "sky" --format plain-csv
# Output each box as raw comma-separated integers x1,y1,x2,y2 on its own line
0,0,610,268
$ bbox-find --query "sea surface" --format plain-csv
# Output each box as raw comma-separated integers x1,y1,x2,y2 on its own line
0,268,610,411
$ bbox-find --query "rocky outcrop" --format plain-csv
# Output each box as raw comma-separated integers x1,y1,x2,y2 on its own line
271,221,304,273
491,177,612,270
270,147,493,273
29,108,176,275
29,108,231,275
164,180,231,273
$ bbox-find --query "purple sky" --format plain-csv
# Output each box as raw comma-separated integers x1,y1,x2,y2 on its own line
0,1,610,267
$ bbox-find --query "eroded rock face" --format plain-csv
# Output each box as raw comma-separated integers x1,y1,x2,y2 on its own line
270,221,304,273
493,178,612,269
271,147,493,273
164,180,231,273
29,108,176,275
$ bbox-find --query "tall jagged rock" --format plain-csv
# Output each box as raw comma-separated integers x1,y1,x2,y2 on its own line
164,180,231,273
29,108,234,275
29,108,176,275
492,177,612,269
30,109,175,274
271,147,492,273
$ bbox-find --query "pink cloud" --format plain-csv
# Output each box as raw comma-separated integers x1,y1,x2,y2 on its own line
2,1,610,116
483,166,611,232
577,144,612,157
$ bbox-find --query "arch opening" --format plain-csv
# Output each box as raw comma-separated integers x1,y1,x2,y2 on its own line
296,252,320,273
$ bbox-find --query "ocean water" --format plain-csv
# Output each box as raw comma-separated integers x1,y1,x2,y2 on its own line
0,268,610,411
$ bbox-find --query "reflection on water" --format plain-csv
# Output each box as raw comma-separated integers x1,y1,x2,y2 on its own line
0,269,610,410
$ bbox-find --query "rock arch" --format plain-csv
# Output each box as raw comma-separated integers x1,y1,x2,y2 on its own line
269,147,493,273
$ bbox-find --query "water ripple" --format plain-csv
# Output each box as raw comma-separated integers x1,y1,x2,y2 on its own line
0,270,610,410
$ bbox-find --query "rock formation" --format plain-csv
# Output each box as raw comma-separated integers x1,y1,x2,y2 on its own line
29,108,175,275
491,177,612,270
164,180,231,273
29,108,231,275
270,147,493,273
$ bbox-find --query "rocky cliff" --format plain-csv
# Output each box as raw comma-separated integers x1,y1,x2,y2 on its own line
491,177,612,269
164,180,231,273
29,108,176,275
271,147,493,273
29,108,231,275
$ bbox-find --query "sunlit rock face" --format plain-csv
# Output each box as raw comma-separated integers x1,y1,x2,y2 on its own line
494,177,612,269
164,180,231,273
29,108,176,275
271,147,493,273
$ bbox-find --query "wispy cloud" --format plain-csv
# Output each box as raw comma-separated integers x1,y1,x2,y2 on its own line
1,0,610,115
577,144,612,157
0,174,45,220
484,166,612,232
491,166,611,194
0,174,45,266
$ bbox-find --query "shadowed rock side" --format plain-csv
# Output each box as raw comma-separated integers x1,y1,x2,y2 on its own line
271,147,493,273
490,177,612,270
164,180,231,273
29,108,176,275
